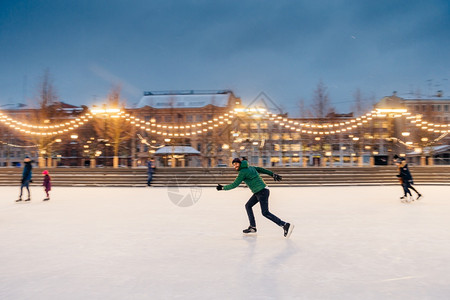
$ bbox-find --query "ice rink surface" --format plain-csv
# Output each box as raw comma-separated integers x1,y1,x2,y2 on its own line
1,185,450,300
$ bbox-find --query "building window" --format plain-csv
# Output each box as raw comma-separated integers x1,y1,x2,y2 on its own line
165,115,172,122
291,144,301,151
186,115,193,122
196,115,203,122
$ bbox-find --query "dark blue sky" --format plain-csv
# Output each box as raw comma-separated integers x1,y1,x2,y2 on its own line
0,0,449,115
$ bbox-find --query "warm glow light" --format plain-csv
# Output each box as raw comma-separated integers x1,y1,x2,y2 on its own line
375,108,407,113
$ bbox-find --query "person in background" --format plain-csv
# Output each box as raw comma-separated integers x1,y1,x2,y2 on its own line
16,156,33,202
394,154,422,202
147,158,155,186
42,170,51,201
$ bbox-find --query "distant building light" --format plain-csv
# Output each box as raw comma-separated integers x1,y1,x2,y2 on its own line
376,108,407,113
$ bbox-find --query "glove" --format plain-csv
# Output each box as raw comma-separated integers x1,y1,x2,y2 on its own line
273,173,282,182
216,184,223,191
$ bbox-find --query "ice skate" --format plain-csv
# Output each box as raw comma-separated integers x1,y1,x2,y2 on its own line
283,223,294,238
400,196,407,203
15,197,22,202
24,197,31,202
416,194,423,201
243,226,257,234
43,198,50,201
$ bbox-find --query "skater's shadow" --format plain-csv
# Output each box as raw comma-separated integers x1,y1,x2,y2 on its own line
241,234,258,259
236,235,299,298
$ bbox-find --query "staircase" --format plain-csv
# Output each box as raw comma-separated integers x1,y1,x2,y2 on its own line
1,166,449,187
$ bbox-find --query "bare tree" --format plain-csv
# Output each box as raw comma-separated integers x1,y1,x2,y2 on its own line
26,69,64,167
92,86,133,167
298,98,310,118
352,88,363,116
311,80,334,118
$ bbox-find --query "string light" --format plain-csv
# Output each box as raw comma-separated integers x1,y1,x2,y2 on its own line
0,140,38,148
0,106,449,138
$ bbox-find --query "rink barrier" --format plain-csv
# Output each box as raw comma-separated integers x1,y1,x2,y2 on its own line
0,166,449,187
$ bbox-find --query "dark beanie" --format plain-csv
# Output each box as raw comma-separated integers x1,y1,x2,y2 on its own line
232,158,241,164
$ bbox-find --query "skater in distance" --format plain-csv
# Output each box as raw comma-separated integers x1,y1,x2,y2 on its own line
16,156,33,202
394,154,422,202
42,170,52,201
216,157,294,238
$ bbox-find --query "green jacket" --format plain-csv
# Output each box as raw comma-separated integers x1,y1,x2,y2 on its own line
223,160,273,193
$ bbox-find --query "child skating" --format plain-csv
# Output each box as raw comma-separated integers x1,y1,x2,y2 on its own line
216,158,294,238
42,170,51,201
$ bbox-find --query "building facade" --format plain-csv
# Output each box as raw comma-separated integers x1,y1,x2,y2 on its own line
1,91,449,167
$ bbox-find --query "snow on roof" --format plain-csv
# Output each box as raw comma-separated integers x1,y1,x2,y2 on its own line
154,146,201,155
407,144,450,155
136,90,232,109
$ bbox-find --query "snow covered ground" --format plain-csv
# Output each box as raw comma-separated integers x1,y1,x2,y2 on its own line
1,185,450,300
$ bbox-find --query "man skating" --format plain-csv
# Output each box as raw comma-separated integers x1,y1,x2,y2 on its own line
216,158,294,238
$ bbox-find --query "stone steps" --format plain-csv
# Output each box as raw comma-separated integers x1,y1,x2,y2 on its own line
1,166,449,187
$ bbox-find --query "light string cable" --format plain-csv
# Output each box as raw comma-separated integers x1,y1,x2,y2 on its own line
0,110,94,136
1,106,449,137
120,110,237,137
265,110,380,135
406,114,449,134
0,140,39,148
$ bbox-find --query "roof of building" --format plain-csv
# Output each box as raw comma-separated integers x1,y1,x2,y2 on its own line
136,90,234,109
154,146,201,155
50,101,81,109
407,144,450,156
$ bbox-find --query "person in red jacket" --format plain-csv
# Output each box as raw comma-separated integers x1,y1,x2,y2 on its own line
42,170,51,201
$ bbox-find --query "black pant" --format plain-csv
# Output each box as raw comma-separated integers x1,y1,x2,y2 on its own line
20,179,30,198
245,188,285,227
147,173,153,185
402,181,419,196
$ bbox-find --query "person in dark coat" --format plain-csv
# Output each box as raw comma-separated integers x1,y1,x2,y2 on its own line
147,158,155,186
17,156,32,202
42,170,51,201
394,155,422,202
